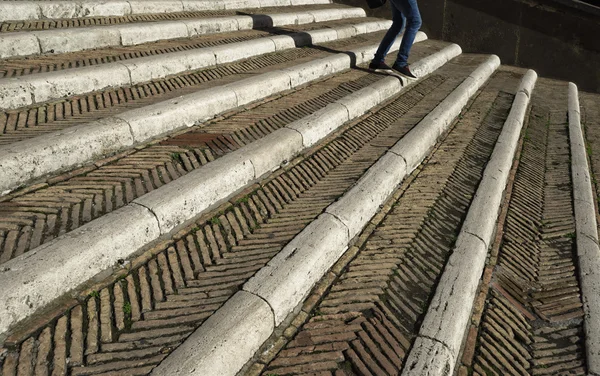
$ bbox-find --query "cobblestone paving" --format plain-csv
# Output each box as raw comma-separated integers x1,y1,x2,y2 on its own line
255,68,523,375
0,52,479,376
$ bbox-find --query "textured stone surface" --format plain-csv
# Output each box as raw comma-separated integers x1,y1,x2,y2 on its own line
0,204,160,336
327,153,407,238
244,213,349,325
569,82,600,375
150,291,274,376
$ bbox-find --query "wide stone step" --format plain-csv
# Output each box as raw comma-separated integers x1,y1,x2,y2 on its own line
0,22,401,195
0,5,365,59
0,20,389,151
0,0,332,23
148,53,502,376
259,64,529,376
0,17,391,111
0,3,598,374
0,16,381,80
0,3,351,34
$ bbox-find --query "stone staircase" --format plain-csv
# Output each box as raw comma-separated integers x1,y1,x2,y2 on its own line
0,1,599,375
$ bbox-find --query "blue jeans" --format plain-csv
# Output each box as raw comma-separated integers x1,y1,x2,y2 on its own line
373,0,422,67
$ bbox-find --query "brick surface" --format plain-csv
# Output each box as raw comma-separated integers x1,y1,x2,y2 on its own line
464,79,587,375
0,50,463,375
2,8,593,373
260,68,523,375
0,52,394,263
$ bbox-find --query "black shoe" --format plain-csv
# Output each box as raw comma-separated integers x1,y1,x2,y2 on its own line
392,63,417,79
369,61,392,72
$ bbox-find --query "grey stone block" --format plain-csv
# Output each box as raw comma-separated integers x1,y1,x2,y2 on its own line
119,21,189,46
135,153,255,234
228,71,292,106
569,82,600,376
287,103,350,148
150,291,274,376
0,33,40,59
118,87,238,143
241,128,304,178
418,233,487,357
0,2,40,22
0,204,160,336
213,39,276,65
244,213,349,325
285,54,351,87
37,27,121,55
327,153,407,238
128,1,184,14
22,63,131,109
121,49,216,84
0,118,133,195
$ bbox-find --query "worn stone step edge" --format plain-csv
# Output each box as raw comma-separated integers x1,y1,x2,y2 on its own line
0,0,332,23
0,7,366,59
0,27,416,196
400,69,537,375
568,82,600,376
0,39,457,341
149,53,497,376
0,18,391,111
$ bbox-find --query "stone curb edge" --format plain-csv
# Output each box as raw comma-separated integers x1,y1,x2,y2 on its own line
0,0,332,23
0,8,366,59
0,18,388,111
0,35,439,338
400,69,537,375
149,51,499,376
568,82,600,376
0,22,403,195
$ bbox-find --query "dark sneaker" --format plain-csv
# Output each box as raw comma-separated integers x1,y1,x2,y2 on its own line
369,61,392,72
392,63,417,79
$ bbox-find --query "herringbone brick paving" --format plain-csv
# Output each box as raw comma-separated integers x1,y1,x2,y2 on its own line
2,2,596,372
0,52,481,376
0,40,447,264
0,29,400,145
463,79,587,375
258,68,522,375
0,68,378,263
0,4,351,32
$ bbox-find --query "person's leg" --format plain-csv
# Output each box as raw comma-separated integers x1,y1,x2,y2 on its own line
393,0,421,67
372,2,405,64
